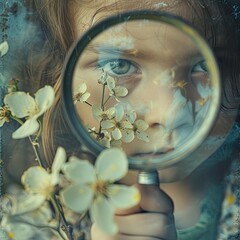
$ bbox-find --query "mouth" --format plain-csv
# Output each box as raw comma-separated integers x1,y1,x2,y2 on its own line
131,148,174,158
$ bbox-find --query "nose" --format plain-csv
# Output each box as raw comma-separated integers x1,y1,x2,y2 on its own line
133,81,194,131
130,76,173,128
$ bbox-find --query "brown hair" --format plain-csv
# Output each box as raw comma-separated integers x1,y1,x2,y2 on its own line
30,1,76,164
28,0,240,165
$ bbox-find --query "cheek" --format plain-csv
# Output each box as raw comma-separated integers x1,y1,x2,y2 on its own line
158,121,238,183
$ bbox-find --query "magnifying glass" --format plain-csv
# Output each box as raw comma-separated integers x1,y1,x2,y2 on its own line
62,10,221,185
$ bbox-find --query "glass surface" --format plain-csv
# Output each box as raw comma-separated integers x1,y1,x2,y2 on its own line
63,11,221,170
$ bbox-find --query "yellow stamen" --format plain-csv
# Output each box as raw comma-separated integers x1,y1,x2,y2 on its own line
8,232,14,239
92,180,108,195
226,194,236,206
0,106,11,122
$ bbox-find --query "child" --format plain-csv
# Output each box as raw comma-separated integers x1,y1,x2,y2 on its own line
7,0,240,239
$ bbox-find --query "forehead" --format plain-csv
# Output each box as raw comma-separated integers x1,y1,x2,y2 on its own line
85,20,199,61
72,0,224,46
72,0,189,33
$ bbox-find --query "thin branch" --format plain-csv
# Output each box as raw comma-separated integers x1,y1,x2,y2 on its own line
10,116,44,167
84,101,92,107
11,219,68,240
101,84,106,111
50,196,74,240
28,136,44,167
104,95,111,106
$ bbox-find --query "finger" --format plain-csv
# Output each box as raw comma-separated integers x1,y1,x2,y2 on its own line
138,184,174,214
112,235,164,240
115,202,142,215
115,212,177,239
91,223,115,240
91,224,165,240
115,184,174,216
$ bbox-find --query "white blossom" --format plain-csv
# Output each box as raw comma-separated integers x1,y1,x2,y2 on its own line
73,82,90,103
0,41,9,57
0,106,10,127
101,104,134,142
60,148,140,235
106,76,128,100
92,105,115,122
4,85,55,139
21,147,66,210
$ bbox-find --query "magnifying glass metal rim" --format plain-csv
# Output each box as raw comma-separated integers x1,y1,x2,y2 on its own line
62,9,221,171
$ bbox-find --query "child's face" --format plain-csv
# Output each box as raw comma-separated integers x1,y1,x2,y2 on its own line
70,0,238,182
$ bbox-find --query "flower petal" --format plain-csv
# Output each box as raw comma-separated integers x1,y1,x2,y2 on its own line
4,92,35,118
79,82,87,93
136,131,150,142
0,228,8,239
122,129,134,143
106,107,115,115
110,139,122,147
52,147,67,174
108,184,141,209
90,196,118,235
12,118,40,139
96,148,128,182
101,120,115,129
114,86,128,97
135,119,149,131
121,120,133,129
62,157,96,183
34,85,55,116
81,92,90,102
21,166,51,194
107,77,116,90
92,105,102,121
0,41,9,57
15,194,46,214
2,220,39,240
60,184,93,213
114,104,124,121
51,147,67,185
126,110,137,124
112,127,122,140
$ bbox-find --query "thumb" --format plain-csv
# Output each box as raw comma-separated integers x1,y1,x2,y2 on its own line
138,184,174,214
115,184,174,216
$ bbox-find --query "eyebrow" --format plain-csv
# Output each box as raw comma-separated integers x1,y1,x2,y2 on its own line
85,43,144,58
84,43,203,63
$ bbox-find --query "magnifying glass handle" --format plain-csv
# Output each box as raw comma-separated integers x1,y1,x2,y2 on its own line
138,170,160,185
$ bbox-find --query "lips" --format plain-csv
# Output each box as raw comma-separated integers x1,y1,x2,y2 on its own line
130,148,174,158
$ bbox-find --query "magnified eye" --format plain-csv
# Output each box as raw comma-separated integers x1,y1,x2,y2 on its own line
97,59,139,76
190,59,209,85
189,59,211,102
191,60,208,73
97,58,142,94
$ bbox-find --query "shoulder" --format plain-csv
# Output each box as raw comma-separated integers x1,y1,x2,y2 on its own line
217,154,240,239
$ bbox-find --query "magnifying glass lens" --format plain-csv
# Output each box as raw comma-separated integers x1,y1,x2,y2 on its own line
64,11,220,170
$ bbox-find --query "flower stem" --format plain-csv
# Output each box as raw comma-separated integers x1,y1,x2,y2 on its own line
104,95,111,105
35,120,42,139
101,84,106,111
14,219,68,240
50,195,74,240
84,101,92,107
28,136,44,167
74,211,87,228
10,116,44,167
